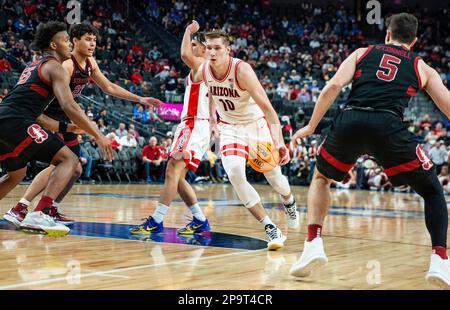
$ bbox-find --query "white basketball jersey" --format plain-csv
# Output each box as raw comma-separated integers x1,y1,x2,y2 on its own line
203,57,264,124
181,71,209,120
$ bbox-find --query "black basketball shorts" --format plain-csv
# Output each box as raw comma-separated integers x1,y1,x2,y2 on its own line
315,110,434,186
0,118,66,171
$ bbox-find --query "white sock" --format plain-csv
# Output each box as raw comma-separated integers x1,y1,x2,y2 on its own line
152,203,169,223
282,194,294,205
19,198,30,206
52,202,61,209
189,203,206,222
260,216,274,227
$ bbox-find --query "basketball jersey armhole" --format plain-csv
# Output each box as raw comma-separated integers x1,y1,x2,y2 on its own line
37,58,56,86
234,60,246,91
414,56,423,90
202,64,208,87
189,70,202,85
356,45,373,64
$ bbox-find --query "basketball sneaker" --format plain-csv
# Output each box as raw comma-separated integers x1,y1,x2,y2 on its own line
265,224,287,251
177,218,211,234
20,211,70,237
289,237,328,277
426,254,450,289
49,206,75,226
3,203,28,227
283,199,299,229
129,216,163,234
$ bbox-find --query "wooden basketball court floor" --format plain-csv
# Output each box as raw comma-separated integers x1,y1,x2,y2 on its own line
0,183,448,290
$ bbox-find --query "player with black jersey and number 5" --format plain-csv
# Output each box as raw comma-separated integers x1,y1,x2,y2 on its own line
289,13,450,288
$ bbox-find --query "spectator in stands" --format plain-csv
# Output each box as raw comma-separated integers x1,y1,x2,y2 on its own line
276,77,289,98
148,45,162,60
97,118,108,135
128,124,140,139
115,122,128,138
288,84,300,101
132,104,148,123
164,68,178,102
155,65,170,82
146,108,163,123
95,108,109,126
0,54,12,73
425,122,446,145
107,132,122,151
142,136,164,183
289,69,301,83
429,140,448,174
419,114,433,131
78,135,93,182
265,82,276,100
119,129,138,148
298,84,311,103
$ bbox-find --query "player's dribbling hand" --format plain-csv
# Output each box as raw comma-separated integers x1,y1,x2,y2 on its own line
278,144,290,166
187,20,200,33
292,124,315,147
96,135,114,161
140,97,163,108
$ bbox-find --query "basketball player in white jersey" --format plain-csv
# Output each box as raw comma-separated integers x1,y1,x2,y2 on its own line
193,30,299,250
130,21,211,235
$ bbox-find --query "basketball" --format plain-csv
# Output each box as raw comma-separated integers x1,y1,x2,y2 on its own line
248,141,279,173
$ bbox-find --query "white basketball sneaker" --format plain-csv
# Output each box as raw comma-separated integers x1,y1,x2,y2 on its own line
20,211,70,237
265,224,287,251
290,237,328,277
283,199,299,229
426,254,450,289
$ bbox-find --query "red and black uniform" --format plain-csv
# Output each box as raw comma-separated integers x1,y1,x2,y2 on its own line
44,55,93,156
316,44,431,186
0,56,65,171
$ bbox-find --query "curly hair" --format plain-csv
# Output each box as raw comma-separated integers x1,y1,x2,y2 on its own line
31,21,67,51
69,23,99,43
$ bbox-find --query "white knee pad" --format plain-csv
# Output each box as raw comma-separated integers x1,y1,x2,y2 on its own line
264,166,291,197
221,155,261,208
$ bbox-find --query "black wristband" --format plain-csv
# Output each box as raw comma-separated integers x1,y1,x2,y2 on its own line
59,122,68,133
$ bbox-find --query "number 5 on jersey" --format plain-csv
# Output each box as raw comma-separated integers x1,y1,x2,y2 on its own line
376,54,401,82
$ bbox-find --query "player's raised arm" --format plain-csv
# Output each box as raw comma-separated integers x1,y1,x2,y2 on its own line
89,56,162,108
235,61,290,165
46,61,113,160
181,20,205,72
420,60,450,118
292,48,365,144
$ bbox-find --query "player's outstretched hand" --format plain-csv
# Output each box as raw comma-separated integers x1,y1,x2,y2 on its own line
187,20,200,33
96,135,114,161
292,124,315,147
278,144,290,166
140,97,163,108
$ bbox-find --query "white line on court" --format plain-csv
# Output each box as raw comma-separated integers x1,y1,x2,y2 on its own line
0,248,267,290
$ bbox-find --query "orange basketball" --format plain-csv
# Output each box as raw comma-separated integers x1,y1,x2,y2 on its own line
248,141,279,173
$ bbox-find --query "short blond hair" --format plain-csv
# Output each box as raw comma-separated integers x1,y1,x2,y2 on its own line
204,30,230,46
